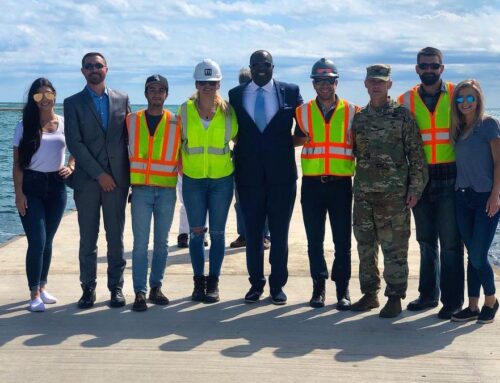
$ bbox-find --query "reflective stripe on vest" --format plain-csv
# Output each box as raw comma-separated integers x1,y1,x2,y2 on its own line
398,82,455,164
295,98,356,176
179,100,235,179
127,110,180,187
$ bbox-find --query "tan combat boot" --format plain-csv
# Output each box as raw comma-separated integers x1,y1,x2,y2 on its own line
379,296,402,318
350,293,380,311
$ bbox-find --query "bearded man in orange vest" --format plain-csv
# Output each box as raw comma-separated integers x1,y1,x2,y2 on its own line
398,47,464,319
126,75,181,312
294,58,358,310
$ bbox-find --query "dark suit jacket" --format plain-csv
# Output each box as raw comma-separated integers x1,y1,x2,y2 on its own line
64,87,130,190
229,80,303,187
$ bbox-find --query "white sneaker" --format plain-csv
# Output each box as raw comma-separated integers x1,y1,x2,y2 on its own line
29,297,45,312
40,290,57,304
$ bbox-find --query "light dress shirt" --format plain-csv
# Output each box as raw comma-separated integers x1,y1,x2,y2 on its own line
243,80,279,126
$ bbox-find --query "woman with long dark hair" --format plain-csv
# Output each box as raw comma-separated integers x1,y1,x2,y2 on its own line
450,79,500,324
12,78,74,312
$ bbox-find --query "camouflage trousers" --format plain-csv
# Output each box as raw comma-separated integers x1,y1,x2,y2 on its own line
353,193,410,298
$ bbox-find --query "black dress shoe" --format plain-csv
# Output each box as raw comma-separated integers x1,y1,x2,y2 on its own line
244,288,263,303
270,288,287,305
407,296,439,311
437,305,462,320
110,288,126,308
78,288,96,309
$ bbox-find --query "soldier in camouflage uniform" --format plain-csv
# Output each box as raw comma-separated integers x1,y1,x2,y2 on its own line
350,64,428,318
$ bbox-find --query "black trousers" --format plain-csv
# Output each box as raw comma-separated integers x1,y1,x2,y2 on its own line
237,182,296,291
300,176,352,286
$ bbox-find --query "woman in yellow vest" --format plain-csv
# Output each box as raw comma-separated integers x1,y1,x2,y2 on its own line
179,59,238,303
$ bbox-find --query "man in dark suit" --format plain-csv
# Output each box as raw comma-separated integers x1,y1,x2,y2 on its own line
64,52,130,309
229,50,303,305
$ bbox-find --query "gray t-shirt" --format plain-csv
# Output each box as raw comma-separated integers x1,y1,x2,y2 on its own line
455,116,500,192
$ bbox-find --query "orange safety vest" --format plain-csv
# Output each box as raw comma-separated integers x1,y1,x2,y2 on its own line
397,82,455,164
295,98,356,176
126,109,180,187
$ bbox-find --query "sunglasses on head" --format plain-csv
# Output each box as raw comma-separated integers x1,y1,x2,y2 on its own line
197,81,218,86
83,62,105,71
455,95,476,104
418,63,441,70
313,78,337,85
33,92,55,102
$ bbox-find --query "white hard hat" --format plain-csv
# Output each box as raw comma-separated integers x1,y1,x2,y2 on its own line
193,59,223,81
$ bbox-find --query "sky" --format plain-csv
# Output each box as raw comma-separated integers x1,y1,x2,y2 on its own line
1,0,500,106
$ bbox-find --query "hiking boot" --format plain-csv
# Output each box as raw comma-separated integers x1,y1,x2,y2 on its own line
192,276,206,302
309,279,325,308
204,275,220,303
148,287,169,305
380,296,402,318
350,293,379,311
336,283,351,311
132,292,147,312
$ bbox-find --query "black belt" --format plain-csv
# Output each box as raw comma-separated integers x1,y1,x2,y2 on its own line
306,175,349,183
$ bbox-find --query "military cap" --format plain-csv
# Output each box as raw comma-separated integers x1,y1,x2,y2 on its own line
365,64,391,81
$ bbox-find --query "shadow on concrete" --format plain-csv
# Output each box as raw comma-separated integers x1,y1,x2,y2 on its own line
0,298,477,361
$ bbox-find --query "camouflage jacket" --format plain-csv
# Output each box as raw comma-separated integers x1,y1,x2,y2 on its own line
352,98,428,197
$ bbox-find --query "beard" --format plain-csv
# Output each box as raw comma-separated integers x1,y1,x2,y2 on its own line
86,72,105,85
419,73,440,86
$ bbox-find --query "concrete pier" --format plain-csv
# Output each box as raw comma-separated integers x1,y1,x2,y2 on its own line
0,150,499,382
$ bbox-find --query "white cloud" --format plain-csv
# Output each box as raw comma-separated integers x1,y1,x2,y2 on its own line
0,0,499,106
142,26,169,41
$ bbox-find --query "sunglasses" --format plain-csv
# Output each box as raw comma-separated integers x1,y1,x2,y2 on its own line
83,62,105,71
418,63,441,70
455,95,476,104
250,62,272,69
313,78,337,85
33,92,55,102
197,81,218,86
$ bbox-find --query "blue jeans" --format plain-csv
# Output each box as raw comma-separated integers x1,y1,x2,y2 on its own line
455,189,499,297
131,185,176,293
20,170,67,291
412,181,464,307
300,176,352,284
182,174,233,277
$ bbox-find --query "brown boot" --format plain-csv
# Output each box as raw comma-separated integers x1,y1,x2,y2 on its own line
380,296,402,318
350,293,380,311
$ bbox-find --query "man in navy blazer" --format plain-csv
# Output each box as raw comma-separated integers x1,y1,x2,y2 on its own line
64,52,130,309
229,50,303,305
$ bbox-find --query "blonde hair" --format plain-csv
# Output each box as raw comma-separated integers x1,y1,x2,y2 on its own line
190,90,230,116
450,79,485,144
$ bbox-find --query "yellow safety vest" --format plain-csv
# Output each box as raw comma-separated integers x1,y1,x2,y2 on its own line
296,98,356,176
179,100,237,179
398,82,455,164
126,109,180,187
